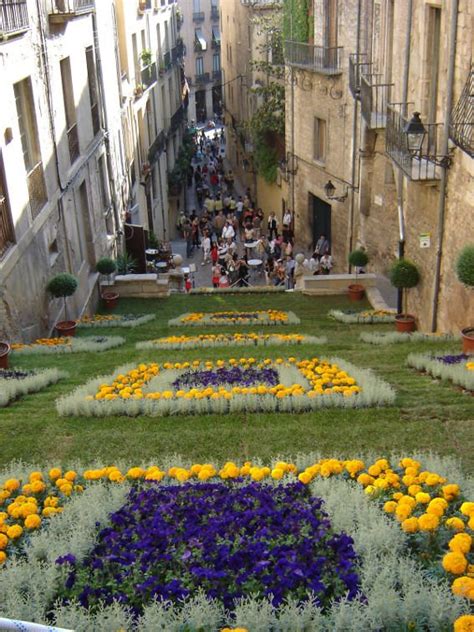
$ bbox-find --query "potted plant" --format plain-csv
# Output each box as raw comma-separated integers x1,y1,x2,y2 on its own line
116,253,138,275
348,249,369,301
46,273,79,336
0,342,10,370
455,244,474,353
140,49,152,67
390,259,420,333
96,258,119,310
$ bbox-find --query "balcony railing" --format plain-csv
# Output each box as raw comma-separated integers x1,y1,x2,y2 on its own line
141,61,157,89
449,64,473,157
49,0,95,22
0,194,15,258
194,72,210,85
148,130,166,164
163,50,171,70
348,53,372,99
192,11,204,22
285,41,343,75
172,41,184,62
210,5,219,19
0,0,29,36
27,162,47,219
360,72,393,129
212,69,221,82
170,104,184,132
386,104,443,181
211,38,220,50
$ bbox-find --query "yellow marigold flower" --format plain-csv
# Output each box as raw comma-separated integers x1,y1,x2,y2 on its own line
415,492,431,504
469,515,474,530
398,495,417,509
271,468,284,480
449,533,472,555
127,467,145,479
24,514,41,530
408,484,422,496
426,503,445,518
418,513,439,531
460,502,474,517
0,533,8,549
452,577,474,600
29,471,43,482
442,483,460,501
395,504,412,521
442,551,468,575
49,468,62,480
30,480,46,494
0,551,6,564
3,479,20,492
384,501,397,513
401,517,419,533
64,471,77,482
298,472,312,485
6,524,23,539
446,517,466,532
357,473,374,487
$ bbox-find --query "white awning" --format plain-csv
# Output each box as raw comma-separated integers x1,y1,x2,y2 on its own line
195,29,207,51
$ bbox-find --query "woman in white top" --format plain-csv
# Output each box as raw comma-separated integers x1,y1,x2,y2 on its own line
320,253,333,275
222,222,235,241
283,209,292,227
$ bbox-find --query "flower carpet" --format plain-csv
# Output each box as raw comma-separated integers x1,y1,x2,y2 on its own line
0,456,472,630
407,352,474,393
328,309,396,324
78,314,155,328
11,336,125,355
168,310,300,327
136,332,327,351
56,356,395,417
360,331,457,345
0,368,67,407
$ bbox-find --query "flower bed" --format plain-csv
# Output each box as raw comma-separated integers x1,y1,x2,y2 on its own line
78,314,155,328
136,333,327,351
168,310,300,327
0,456,471,630
11,336,125,355
0,368,67,407
360,331,457,345
328,309,396,324
407,352,474,393
56,356,395,417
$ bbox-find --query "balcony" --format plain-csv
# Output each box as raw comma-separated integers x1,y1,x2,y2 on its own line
386,104,443,181
212,69,221,82
449,65,473,158
141,61,157,89
49,0,95,23
193,11,204,22
348,53,372,99
148,130,166,164
285,41,343,75
170,104,184,132
172,40,184,63
163,50,171,70
0,1,29,37
0,193,15,258
360,72,393,129
211,5,219,19
27,162,47,219
194,72,210,85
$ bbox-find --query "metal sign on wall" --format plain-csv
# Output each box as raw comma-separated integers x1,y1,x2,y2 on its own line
419,233,431,248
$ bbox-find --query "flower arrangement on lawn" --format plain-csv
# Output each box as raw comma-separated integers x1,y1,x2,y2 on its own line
328,309,396,324
0,456,471,630
56,356,395,417
168,310,300,327
360,331,457,345
0,368,67,407
78,314,155,328
11,336,125,355
136,333,327,351
407,352,474,393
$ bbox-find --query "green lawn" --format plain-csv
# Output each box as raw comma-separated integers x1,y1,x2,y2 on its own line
1,293,473,471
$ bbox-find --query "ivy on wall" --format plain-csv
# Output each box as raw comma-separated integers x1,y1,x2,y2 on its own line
283,0,313,43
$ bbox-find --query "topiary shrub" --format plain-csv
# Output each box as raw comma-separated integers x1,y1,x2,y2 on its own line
47,273,78,320
455,245,474,288
96,258,117,280
348,249,369,281
390,259,420,316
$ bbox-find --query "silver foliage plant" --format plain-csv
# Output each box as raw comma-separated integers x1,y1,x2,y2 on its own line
0,369,67,407
136,334,328,351
360,331,458,345
328,309,396,324
12,336,125,355
78,314,156,329
407,352,474,391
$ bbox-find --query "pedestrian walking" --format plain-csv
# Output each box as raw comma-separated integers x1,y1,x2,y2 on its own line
267,212,279,240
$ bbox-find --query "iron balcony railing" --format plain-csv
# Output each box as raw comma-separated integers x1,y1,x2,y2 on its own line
172,41,184,62
148,130,166,164
210,5,219,19
360,72,393,129
386,104,443,181
348,53,372,99
49,0,95,19
211,38,220,50
141,61,157,89
27,162,47,219
163,50,171,69
212,69,221,81
285,41,343,75
0,193,15,258
449,64,473,158
169,104,184,132
0,0,29,36
192,11,204,22
194,72,210,85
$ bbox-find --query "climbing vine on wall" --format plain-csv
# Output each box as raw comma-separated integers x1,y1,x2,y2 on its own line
283,0,313,43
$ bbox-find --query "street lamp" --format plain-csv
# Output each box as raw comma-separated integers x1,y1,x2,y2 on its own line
324,180,348,202
403,112,426,156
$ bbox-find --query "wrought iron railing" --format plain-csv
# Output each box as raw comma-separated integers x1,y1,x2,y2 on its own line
0,0,29,36
449,65,473,157
192,11,204,22
170,104,184,132
194,72,210,85
49,0,95,17
163,50,171,69
211,38,220,50
386,104,443,181
0,193,15,258
360,72,393,129
27,162,47,218
141,61,157,89
348,53,371,99
210,5,219,19
148,130,166,164
212,69,221,82
172,41,184,62
284,41,343,75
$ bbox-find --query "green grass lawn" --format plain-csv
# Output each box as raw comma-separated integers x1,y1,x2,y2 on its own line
1,293,473,471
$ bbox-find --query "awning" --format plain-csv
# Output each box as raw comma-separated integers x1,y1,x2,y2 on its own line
212,26,220,44
195,29,207,51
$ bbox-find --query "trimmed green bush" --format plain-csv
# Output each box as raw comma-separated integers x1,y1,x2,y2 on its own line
390,260,420,316
455,245,474,287
349,249,369,281
96,258,117,277
47,273,78,320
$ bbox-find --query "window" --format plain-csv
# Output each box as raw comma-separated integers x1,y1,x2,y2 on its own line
195,28,207,52
213,53,221,72
195,57,204,77
0,156,15,258
313,117,326,162
193,0,200,11
426,6,441,124
324,0,338,49
86,47,100,136
60,57,79,163
14,77,47,217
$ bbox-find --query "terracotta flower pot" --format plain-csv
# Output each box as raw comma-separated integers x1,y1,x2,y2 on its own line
55,320,77,337
348,283,365,301
395,314,416,333
461,327,474,354
0,342,11,369
102,291,119,310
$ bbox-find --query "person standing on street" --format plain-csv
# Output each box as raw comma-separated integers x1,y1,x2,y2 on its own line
267,212,279,241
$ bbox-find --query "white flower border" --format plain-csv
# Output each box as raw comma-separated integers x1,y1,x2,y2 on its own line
168,311,301,327
78,314,155,328
0,464,466,630
360,331,458,345
136,334,328,351
407,352,474,391
328,309,396,324
56,357,396,418
0,369,68,407
12,336,125,355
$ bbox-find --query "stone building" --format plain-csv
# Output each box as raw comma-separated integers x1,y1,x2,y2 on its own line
221,0,288,219
285,0,473,332
178,0,222,123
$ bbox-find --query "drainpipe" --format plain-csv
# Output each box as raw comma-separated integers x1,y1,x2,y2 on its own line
395,0,413,314
431,0,458,332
